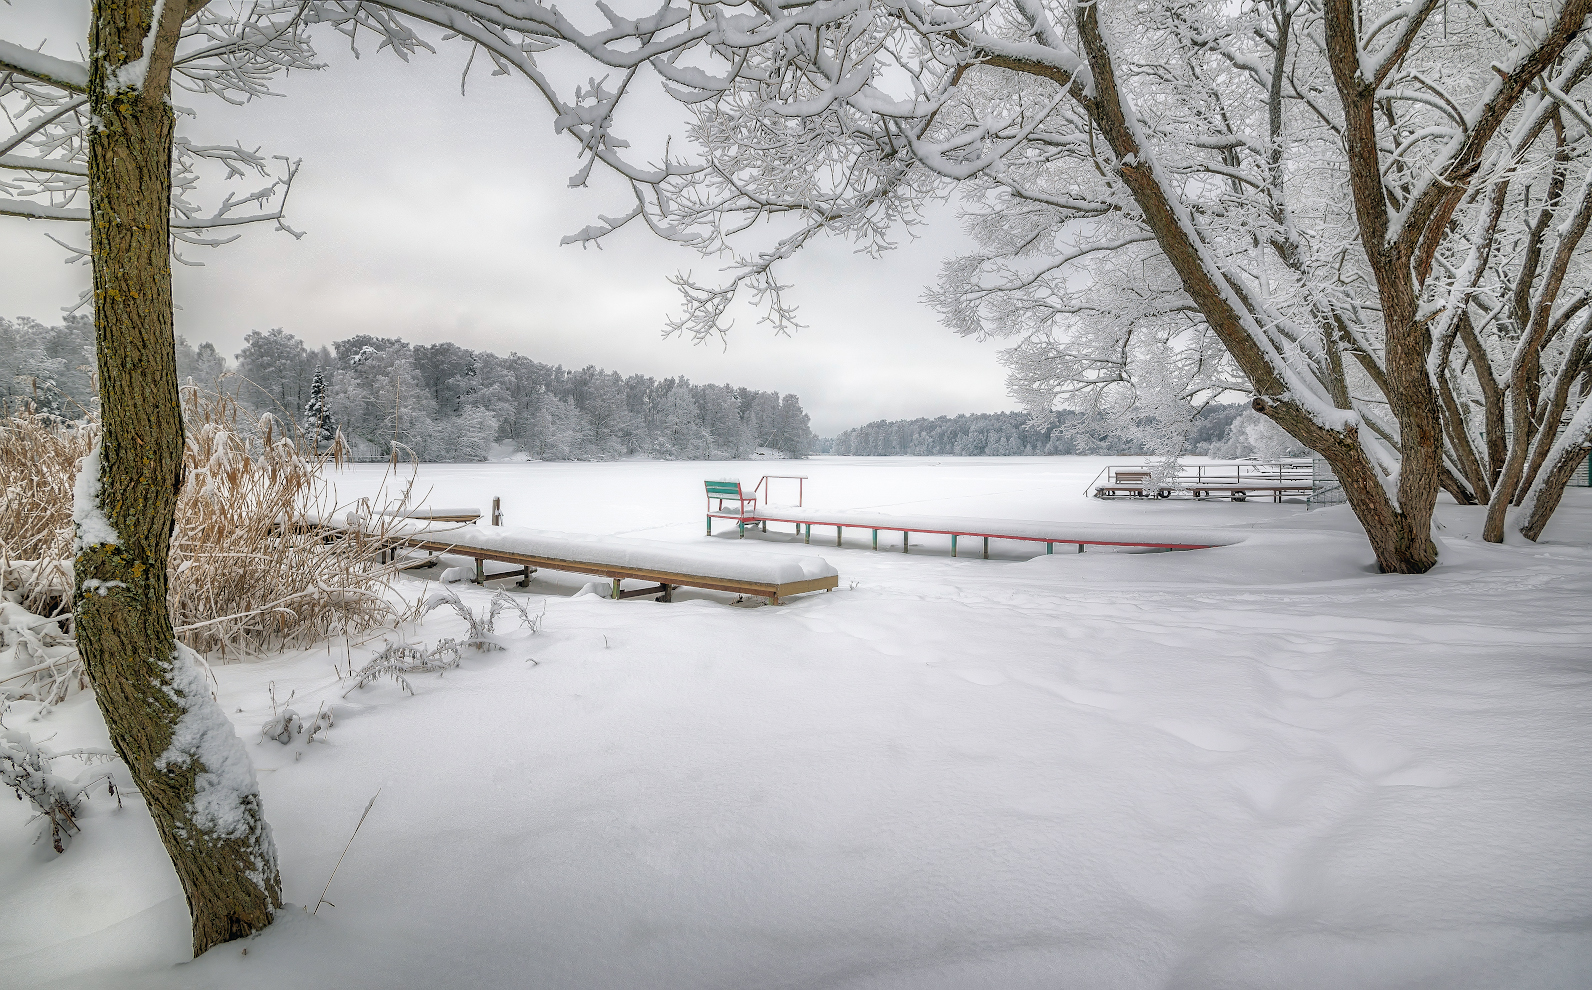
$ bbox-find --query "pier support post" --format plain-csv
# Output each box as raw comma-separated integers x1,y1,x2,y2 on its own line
805,524,811,545
951,535,958,557
836,526,843,547
903,531,909,553
611,578,621,599
983,537,989,560
518,566,534,588
474,558,485,584
1046,542,1053,554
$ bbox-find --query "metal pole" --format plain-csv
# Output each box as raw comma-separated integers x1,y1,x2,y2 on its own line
836,526,842,547
951,535,957,557
1046,542,1053,554
872,529,878,550
983,537,989,560
805,524,811,545
903,531,909,553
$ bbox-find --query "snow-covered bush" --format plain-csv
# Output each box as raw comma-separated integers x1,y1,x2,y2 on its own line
0,599,81,706
260,687,334,746
421,588,543,652
1,713,117,854
345,639,464,697
1207,412,1309,462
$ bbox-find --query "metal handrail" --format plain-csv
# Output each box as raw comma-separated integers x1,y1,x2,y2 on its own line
752,474,807,507
1083,460,1315,496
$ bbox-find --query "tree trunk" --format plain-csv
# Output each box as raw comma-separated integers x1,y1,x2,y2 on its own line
77,0,282,958
1072,0,1437,573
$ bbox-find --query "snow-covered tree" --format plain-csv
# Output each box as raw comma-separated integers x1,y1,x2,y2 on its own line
302,370,337,454
0,0,762,955
552,0,1591,572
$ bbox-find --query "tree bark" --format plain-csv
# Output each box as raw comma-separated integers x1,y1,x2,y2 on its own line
77,0,281,958
1520,436,1592,541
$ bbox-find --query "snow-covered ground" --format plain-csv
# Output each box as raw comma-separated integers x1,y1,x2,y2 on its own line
5,456,1591,989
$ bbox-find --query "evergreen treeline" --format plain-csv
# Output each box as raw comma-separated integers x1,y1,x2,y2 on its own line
0,316,816,461
820,406,1252,457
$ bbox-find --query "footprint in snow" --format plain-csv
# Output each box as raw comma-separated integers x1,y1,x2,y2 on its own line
953,669,1007,686
1378,766,1461,788
1155,720,1251,752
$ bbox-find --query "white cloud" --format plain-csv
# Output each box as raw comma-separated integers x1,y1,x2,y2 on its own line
0,4,1015,435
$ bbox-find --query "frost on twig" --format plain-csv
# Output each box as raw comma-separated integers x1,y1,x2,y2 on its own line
344,639,462,697
421,588,543,653
0,711,118,854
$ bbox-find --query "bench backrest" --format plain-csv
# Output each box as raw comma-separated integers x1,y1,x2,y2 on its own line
705,480,745,500
1113,471,1152,484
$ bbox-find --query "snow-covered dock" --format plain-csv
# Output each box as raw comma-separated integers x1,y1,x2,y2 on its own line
746,507,1241,555
706,480,1240,556
359,516,840,604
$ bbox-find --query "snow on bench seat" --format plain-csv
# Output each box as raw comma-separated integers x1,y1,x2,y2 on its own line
742,506,1243,551
376,507,482,522
354,516,839,602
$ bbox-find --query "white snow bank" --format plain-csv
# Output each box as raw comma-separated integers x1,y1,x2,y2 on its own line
750,505,1243,548
72,442,118,551
358,516,838,585
375,507,482,520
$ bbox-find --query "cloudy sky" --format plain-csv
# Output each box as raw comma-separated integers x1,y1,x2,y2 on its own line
0,3,1017,436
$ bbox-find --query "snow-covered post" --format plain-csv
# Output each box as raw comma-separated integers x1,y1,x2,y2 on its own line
74,0,281,956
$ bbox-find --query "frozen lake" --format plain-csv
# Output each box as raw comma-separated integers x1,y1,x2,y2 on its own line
7,458,1591,989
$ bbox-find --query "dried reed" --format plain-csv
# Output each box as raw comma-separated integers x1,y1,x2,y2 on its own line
0,384,413,690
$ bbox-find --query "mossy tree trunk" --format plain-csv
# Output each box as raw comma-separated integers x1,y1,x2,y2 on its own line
76,0,282,957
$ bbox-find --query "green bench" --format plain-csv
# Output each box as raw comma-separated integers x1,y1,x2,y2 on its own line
705,480,757,537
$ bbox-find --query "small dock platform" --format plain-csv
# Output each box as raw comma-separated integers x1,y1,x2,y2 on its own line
358,513,839,605
706,479,1239,557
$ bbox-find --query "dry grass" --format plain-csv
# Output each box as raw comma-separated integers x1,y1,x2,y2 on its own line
168,385,403,657
0,386,413,688
0,407,91,564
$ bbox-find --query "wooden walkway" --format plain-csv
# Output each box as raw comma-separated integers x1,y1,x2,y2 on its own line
392,532,837,604
706,480,1238,557
365,510,839,605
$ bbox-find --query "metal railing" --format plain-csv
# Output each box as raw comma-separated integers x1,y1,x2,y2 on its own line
1084,460,1316,500
751,474,807,507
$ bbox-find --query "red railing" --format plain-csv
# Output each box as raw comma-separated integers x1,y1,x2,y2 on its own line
752,474,807,508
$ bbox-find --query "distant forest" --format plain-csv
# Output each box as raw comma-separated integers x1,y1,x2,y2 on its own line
0,315,816,462
819,405,1280,458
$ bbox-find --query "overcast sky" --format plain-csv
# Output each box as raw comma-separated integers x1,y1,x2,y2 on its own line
0,3,1018,436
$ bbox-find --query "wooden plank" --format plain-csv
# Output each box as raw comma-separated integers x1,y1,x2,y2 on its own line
747,514,1222,550
616,584,670,600
392,535,838,600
